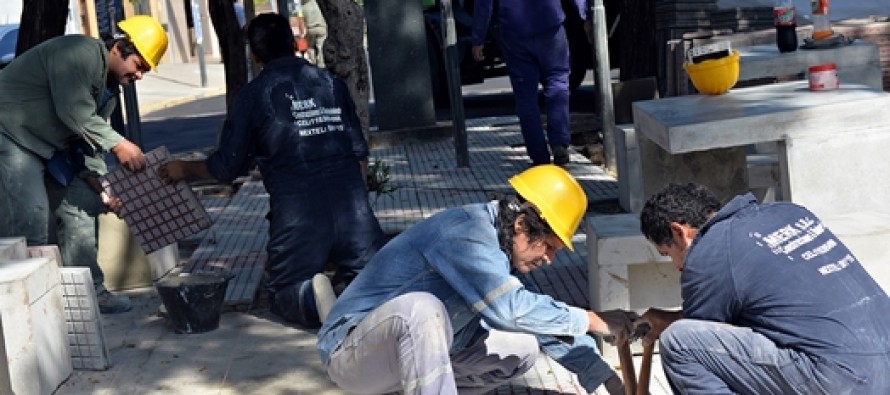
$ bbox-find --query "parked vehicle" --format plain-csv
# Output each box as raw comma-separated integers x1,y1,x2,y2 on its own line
0,24,18,69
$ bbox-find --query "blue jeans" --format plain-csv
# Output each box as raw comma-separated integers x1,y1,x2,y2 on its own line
0,133,50,245
47,175,105,288
660,319,888,394
499,24,571,165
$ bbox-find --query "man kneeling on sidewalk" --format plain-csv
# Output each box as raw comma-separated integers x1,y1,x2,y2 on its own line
635,183,890,394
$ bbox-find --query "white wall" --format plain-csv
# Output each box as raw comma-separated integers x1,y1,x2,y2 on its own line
0,0,82,34
0,0,22,25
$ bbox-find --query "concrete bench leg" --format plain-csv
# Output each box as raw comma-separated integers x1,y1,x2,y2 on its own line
586,214,681,367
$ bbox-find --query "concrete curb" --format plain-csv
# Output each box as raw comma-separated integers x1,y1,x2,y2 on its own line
139,88,227,115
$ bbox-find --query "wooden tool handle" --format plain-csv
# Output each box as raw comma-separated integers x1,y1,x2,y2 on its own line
617,340,637,395
636,342,656,395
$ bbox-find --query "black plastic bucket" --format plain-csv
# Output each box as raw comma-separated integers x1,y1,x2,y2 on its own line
155,272,233,334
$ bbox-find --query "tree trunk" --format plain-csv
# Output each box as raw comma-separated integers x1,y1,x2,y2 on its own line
315,0,372,142
16,0,69,55
208,0,249,114
618,0,656,81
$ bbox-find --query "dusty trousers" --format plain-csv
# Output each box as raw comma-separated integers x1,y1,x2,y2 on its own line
325,292,538,394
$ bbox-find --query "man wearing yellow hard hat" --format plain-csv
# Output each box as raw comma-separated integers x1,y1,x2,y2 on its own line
316,164,639,395
0,15,168,313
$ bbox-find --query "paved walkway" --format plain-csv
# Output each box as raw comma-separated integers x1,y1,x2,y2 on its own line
54,62,674,394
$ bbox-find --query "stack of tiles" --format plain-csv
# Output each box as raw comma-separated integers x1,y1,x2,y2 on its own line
100,146,212,254
28,245,111,371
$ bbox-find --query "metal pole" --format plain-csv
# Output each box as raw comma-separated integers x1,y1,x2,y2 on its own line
277,0,290,16
192,0,208,87
441,0,468,168
592,0,616,173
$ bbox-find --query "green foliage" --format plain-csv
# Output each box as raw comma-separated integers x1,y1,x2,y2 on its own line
366,158,397,206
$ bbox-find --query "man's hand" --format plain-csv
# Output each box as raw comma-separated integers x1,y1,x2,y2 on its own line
584,19,594,44
636,308,683,347
472,45,485,62
100,190,123,216
111,140,146,172
158,160,187,184
589,309,640,346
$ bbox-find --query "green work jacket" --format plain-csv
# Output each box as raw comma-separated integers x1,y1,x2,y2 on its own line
0,35,124,165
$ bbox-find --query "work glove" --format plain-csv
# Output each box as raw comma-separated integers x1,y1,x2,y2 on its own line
597,309,640,346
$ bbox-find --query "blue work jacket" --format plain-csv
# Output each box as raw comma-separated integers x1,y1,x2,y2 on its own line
205,56,368,195
471,0,587,45
317,201,590,364
683,194,890,376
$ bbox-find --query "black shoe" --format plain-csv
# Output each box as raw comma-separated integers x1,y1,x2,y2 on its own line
97,289,132,314
551,144,570,166
269,281,322,328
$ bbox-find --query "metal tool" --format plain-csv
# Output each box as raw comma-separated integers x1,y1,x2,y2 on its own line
614,322,654,395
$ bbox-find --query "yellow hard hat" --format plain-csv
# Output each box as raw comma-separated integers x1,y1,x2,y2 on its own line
117,15,168,70
509,164,587,251
684,50,740,95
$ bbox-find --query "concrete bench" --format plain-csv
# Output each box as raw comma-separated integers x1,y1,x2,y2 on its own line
632,80,890,220
615,124,781,214
735,40,883,90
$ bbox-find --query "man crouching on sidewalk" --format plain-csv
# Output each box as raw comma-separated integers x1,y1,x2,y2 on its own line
316,165,639,394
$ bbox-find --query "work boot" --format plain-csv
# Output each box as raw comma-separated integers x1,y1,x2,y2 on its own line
312,273,336,324
96,287,132,314
551,144,570,166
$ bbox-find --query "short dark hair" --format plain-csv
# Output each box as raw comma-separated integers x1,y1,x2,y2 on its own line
640,183,722,246
496,196,555,261
246,13,294,63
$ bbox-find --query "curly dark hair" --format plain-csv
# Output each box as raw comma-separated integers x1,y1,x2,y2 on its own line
496,195,554,261
639,183,722,246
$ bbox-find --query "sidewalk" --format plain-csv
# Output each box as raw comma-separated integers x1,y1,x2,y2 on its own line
53,62,673,395
136,61,227,115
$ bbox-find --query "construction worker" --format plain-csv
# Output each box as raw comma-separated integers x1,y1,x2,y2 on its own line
159,13,386,329
316,164,639,395
637,183,890,394
471,0,586,166
288,0,328,67
0,15,168,313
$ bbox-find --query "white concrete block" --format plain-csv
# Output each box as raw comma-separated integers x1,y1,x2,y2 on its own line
779,126,890,218
822,211,890,294
614,124,644,214
27,246,112,370
0,316,12,394
0,257,72,394
586,214,681,311
586,213,682,368
0,237,27,261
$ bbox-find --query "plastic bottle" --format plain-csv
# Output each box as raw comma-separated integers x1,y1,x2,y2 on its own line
811,0,833,40
774,0,798,53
